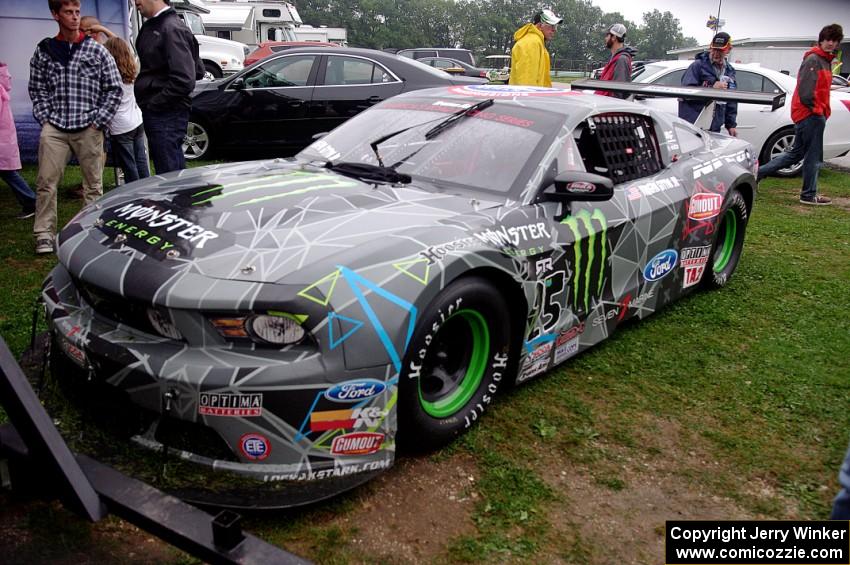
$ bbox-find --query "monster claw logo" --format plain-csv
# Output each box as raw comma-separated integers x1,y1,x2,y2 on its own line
561,209,608,314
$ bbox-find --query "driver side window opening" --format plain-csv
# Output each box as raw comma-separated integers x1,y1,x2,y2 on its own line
574,113,663,184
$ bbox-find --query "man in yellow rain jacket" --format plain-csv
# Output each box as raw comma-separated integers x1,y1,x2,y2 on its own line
509,9,562,87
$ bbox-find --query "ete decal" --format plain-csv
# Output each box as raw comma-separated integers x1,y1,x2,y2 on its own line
198,392,262,417
561,209,608,315
239,433,271,461
681,245,711,289
96,200,233,259
330,432,385,456
310,407,386,432
324,379,386,403
643,249,678,282
688,193,722,221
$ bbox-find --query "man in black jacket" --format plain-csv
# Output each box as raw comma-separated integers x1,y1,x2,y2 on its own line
135,0,200,173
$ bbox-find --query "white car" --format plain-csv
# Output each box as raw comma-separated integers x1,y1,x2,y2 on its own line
632,60,850,176
482,55,511,83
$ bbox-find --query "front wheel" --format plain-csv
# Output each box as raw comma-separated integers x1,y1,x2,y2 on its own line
703,189,749,289
397,276,512,452
760,128,802,177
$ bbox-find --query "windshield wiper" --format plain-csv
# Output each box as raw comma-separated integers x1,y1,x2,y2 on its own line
325,161,411,184
424,98,494,140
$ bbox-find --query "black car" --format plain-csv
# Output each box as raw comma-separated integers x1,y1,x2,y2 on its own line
418,56,491,79
183,47,487,160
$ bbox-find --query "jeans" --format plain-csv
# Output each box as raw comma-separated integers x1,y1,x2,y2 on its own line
831,441,850,519
1,169,36,212
111,124,150,183
758,114,825,200
143,109,189,175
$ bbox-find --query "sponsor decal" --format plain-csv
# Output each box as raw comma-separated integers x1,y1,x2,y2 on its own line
561,209,608,314
464,351,508,427
330,432,385,456
199,393,263,417
691,149,749,180
325,379,386,403
592,294,631,327
553,323,585,364
60,336,87,368
310,407,386,432
682,181,724,241
688,193,722,221
473,222,551,249
447,84,578,97
419,237,479,265
626,176,681,201
566,181,596,193
643,249,678,282
262,458,393,482
527,341,553,362
681,245,711,289
534,256,554,278
239,433,271,461
518,358,548,383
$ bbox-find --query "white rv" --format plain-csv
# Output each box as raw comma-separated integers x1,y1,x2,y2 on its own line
200,0,303,47
293,25,348,45
169,0,249,78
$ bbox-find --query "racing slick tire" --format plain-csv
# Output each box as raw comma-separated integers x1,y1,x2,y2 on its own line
397,276,512,452
760,127,803,177
703,188,749,289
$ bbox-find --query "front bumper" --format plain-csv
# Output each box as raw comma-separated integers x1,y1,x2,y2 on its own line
43,264,397,507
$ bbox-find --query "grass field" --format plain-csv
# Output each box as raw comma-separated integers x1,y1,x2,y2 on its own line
0,160,848,563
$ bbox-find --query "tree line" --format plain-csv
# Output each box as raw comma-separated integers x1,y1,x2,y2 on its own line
298,0,700,65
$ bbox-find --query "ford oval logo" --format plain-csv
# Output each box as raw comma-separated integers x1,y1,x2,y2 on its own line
325,379,386,402
643,249,678,281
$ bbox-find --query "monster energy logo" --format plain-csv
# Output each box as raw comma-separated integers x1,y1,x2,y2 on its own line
561,209,608,313
189,171,357,207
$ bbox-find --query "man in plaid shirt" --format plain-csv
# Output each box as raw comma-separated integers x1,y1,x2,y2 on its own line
28,0,121,255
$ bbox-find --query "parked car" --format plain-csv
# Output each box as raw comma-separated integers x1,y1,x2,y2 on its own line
632,60,850,175
397,47,475,66
832,74,850,92
47,84,758,507
591,59,658,80
245,41,338,67
183,47,487,160
418,56,490,79
481,55,511,83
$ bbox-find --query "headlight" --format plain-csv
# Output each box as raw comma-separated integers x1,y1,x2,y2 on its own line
147,307,183,340
231,58,239,65
210,312,307,345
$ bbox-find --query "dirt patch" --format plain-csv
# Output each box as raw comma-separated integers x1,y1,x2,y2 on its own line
537,415,794,564
287,452,479,563
829,197,850,211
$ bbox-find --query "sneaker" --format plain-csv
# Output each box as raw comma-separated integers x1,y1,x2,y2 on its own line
17,210,35,219
35,238,54,255
799,195,832,206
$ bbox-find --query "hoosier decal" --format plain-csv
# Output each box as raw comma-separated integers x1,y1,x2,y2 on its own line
199,392,263,417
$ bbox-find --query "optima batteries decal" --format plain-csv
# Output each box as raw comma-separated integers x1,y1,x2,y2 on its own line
96,199,234,259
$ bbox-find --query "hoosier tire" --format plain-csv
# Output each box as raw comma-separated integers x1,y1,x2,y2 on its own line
703,189,749,289
397,276,512,452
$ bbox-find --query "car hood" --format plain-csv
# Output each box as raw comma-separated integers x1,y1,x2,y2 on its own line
57,160,503,290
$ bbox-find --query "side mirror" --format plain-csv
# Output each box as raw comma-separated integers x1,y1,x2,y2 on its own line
541,171,614,203
230,77,245,90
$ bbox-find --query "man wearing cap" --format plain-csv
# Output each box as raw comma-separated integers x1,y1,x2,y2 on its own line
509,9,562,88
597,23,635,98
679,32,738,136
758,23,843,206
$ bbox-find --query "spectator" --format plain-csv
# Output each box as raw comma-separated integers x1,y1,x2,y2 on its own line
832,440,850,520
28,0,122,255
104,37,149,183
597,23,635,98
0,62,36,219
509,9,562,88
80,15,116,44
679,32,738,137
758,23,843,206
135,0,202,174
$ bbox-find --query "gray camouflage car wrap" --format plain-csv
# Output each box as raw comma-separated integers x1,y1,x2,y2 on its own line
43,85,758,506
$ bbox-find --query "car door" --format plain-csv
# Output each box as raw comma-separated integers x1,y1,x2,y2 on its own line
227,54,319,147
309,54,405,135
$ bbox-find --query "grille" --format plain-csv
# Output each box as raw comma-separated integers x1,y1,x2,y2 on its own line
73,277,178,340
155,416,238,462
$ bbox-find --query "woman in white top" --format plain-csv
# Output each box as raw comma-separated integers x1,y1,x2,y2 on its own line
104,37,150,183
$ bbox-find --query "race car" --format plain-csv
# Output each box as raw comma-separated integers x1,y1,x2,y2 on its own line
44,84,766,507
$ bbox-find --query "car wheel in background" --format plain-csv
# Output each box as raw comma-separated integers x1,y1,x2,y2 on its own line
203,61,223,79
183,121,211,160
761,127,803,177
703,189,749,289
397,276,511,451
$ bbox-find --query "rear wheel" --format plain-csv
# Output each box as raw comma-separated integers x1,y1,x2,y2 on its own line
703,189,749,288
203,61,223,79
397,276,512,451
183,121,211,160
760,128,802,177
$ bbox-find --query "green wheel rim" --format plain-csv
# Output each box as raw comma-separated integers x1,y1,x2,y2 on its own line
418,309,490,418
713,209,737,273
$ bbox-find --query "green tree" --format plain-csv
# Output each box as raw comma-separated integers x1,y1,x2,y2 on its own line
637,9,692,60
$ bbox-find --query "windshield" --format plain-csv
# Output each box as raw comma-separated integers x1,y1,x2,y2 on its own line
298,97,565,195
180,12,205,35
631,63,672,82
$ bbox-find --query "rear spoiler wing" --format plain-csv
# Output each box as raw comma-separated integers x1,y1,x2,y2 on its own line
570,79,785,131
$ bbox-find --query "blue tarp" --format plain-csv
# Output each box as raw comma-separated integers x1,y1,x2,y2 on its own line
0,0,130,163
